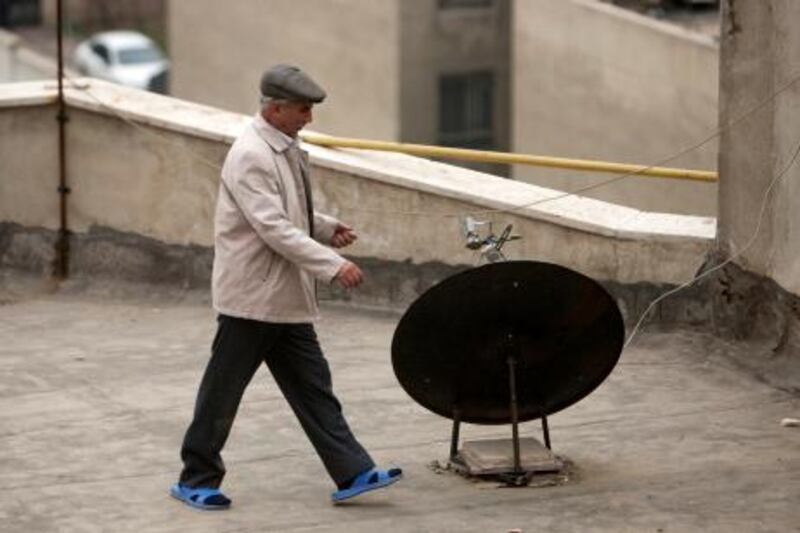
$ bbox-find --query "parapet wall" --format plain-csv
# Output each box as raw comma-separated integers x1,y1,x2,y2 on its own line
0,79,715,321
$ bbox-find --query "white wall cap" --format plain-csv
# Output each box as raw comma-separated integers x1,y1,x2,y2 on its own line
0,79,57,106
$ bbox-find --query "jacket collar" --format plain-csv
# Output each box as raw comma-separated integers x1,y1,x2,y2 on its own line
252,113,297,154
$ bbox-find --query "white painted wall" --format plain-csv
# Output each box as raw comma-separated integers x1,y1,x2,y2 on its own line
512,0,720,215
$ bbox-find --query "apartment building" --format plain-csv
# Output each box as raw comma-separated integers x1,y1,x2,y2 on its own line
168,0,510,163
168,0,718,213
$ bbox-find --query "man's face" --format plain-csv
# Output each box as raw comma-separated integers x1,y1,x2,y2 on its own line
272,101,314,138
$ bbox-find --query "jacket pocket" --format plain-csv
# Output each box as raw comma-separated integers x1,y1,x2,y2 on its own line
261,251,276,283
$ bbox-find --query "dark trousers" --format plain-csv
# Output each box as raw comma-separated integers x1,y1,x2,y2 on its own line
179,314,374,488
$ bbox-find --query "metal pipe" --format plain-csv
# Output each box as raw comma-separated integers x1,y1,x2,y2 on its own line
300,132,718,183
507,354,522,474
541,414,551,450
449,409,461,462
54,0,70,279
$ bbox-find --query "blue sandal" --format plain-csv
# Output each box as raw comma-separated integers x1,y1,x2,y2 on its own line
170,483,231,510
331,467,403,503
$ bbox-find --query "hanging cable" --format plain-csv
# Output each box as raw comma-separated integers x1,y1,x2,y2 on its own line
623,129,800,349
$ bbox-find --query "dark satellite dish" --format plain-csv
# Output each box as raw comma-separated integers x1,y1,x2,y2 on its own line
391,260,624,473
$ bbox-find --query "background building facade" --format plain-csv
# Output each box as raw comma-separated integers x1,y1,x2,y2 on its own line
168,0,510,163
512,0,719,215
168,0,718,213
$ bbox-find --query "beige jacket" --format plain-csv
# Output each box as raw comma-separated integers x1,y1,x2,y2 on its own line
212,114,345,323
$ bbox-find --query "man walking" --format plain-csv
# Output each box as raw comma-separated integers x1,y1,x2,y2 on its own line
170,64,402,510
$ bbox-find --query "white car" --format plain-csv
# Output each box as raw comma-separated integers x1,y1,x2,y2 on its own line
72,31,169,93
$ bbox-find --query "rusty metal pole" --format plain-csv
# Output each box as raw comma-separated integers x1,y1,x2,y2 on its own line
449,408,461,462
541,413,551,450
54,0,70,279
507,352,522,474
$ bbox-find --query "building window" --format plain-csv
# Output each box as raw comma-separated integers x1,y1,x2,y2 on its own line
439,71,494,150
438,0,493,9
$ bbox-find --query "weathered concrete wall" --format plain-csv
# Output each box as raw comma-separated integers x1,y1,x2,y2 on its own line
512,0,719,215
64,108,225,245
168,0,401,141
0,104,59,231
713,0,800,359
0,97,225,246
0,79,715,319
717,0,800,297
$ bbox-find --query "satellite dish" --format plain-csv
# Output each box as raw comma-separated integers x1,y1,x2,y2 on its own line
391,260,625,477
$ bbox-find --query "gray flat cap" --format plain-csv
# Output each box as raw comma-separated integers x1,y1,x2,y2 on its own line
260,64,326,103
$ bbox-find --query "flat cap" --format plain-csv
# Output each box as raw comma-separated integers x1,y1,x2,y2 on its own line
260,64,326,103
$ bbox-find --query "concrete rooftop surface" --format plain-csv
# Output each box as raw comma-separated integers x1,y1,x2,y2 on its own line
0,275,798,533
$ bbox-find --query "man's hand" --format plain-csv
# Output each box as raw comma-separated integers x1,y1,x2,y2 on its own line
331,223,358,249
334,260,364,289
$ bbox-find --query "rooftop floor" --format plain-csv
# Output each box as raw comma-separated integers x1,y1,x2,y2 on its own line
1,274,797,532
